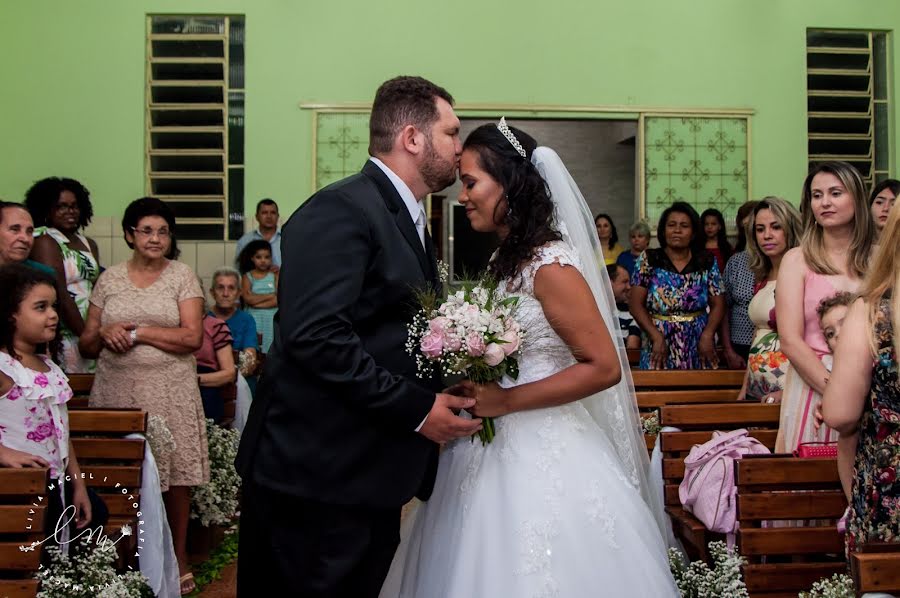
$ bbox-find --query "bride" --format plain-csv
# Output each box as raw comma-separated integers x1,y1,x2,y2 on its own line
380,120,679,597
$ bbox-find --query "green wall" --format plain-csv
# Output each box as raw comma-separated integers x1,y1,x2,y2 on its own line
1,0,897,221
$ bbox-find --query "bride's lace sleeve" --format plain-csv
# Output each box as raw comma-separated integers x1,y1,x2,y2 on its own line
519,241,584,295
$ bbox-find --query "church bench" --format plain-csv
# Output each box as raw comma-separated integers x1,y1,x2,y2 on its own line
66,373,93,409
0,468,50,598
851,542,900,596
658,402,781,562
735,455,847,597
69,409,147,570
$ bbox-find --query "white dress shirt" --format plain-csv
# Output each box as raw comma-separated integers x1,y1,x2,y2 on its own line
368,158,432,431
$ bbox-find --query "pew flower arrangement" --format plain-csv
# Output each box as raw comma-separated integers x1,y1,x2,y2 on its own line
36,537,153,598
668,541,748,598
798,573,854,598
642,410,661,436
190,419,241,526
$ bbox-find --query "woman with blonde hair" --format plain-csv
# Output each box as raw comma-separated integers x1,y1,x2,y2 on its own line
737,197,802,402
823,203,900,555
775,161,874,452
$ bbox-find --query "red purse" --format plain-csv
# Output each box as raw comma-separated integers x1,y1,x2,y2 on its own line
793,442,838,458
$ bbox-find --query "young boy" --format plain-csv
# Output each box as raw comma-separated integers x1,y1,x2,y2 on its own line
817,292,856,510
607,263,641,349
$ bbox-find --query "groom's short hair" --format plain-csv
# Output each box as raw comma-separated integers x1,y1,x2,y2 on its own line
368,76,454,155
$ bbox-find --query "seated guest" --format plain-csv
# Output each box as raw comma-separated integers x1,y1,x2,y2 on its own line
616,221,651,276
209,267,258,374
25,178,100,374
234,198,282,269
607,263,640,349
737,197,801,402
594,212,624,265
823,203,900,556
629,201,724,370
0,265,107,538
720,200,760,369
869,178,899,240
195,312,236,424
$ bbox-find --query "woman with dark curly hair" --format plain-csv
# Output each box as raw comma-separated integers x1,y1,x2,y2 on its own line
629,202,725,369
25,177,99,373
382,121,678,597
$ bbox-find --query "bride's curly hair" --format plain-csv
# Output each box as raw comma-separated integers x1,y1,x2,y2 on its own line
463,124,561,287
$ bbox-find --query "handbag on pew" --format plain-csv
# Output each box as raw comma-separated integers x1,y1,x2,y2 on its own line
793,441,838,458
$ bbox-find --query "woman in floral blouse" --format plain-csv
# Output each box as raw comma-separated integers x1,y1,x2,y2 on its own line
738,197,802,402
823,204,900,555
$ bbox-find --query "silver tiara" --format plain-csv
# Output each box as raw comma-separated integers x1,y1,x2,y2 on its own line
497,117,527,158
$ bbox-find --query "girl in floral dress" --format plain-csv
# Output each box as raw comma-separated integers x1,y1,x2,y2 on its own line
823,203,900,556
0,264,103,539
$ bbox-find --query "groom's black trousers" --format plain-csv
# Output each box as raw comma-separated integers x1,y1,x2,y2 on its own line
238,480,401,598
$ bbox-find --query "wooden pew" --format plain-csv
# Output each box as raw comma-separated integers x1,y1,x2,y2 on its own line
66,373,93,409
0,468,49,598
659,402,781,562
851,542,900,596
736,455,847,598
69,409,147,569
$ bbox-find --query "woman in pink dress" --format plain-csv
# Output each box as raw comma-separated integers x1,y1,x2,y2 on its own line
775,161,874,453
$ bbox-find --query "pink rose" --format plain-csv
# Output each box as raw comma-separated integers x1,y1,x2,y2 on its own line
445,334,462,352
428,317,451,334
26,421,56,443
465,333,486,357
484,343,505,367
420,332,444,358
499,329,521,356
33,373,49,388
6,386,23,401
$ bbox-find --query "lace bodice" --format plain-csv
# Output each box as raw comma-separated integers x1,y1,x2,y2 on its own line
499,240,583,387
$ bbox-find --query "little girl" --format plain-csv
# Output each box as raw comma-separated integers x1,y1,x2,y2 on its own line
0,264,106,541
239,240,278,353
701,208,733,272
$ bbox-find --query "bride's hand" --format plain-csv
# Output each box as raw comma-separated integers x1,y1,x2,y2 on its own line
459,380,510,418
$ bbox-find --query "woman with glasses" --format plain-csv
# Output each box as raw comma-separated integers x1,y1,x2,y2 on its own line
24,177,100,373
79,197,208,595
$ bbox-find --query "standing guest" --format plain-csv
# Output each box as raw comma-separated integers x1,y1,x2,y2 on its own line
629,201,725,370
0,265,107,542
701,208,733,272
238,240,278,353
823,203,900,555
209,267,258,367
607,263,641,349
195,312,235,424
869,178,899,240
594,212,624,265
720,200,760,369
25,178,100,373
737,197,802,402
0,201,52,275
234,199,282,269
79,197,207,595
616,221,651,276
776,161,873,453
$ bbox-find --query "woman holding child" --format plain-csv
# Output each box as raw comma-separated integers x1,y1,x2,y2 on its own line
775,161,874,453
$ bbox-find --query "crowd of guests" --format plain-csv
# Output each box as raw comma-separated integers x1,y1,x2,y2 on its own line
1,160,898,589
0,187,282,594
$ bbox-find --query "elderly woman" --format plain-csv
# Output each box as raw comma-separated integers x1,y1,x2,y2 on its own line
736,197,802,402
823,203,900,556
616,220,651,276
79,197,207,595
629,201,725,369
0,201,52,275
25,178,100,373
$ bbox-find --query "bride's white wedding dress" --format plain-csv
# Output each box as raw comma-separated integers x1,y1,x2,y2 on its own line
381,241,679,598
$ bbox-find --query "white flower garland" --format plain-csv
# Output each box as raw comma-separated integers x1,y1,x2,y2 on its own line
190,419,241,527
36,537,152,598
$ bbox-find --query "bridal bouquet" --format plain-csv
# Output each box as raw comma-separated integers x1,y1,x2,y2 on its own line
406,275,525,444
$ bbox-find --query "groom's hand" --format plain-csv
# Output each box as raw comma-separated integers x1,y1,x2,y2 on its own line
419,394,483,444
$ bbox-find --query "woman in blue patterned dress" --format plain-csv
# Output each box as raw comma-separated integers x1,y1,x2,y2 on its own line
629,202,725,369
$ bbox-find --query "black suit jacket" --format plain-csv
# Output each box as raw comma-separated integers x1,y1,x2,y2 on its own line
236,161,443,508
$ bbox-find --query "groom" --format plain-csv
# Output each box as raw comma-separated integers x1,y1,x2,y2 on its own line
235,76,483,597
